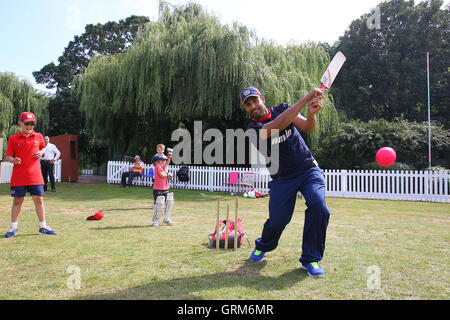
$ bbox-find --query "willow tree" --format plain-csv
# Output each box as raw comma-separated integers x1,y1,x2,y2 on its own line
0,72,50,156
251,41,339,151
75,2,338,161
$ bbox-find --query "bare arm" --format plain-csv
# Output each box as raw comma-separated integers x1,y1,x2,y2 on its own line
32,147,46,159
164,158,170,169
165,148,172,168
292,94,324,133
6,155,21,164
156,164,168,178
158,171,168,178
260,88,324,139
158,170,173,180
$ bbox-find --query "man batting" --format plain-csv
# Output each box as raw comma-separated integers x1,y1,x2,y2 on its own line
242,87,330,277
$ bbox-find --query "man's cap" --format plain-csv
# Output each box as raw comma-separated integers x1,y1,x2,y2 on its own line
19,112,36,123
240,87,262,105
152,154,168,163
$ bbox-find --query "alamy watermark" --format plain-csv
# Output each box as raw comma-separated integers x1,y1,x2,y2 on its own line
366,265,381,290
170,121,280,175
66,265,81,290
366,265,388,297
367,6,381,30
66,5,82,31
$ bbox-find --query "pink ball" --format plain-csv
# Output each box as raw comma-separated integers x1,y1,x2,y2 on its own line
376,147,397,167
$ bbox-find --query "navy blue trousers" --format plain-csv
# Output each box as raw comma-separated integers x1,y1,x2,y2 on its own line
121,171,141,186
255,167,330,265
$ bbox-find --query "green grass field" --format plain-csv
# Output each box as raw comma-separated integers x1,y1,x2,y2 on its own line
0,182,448,300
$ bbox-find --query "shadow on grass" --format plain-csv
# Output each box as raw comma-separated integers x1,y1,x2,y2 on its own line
74,259,308,300
89,224,175,230
101,207,153,212
88,225,151,230
4,233,42,238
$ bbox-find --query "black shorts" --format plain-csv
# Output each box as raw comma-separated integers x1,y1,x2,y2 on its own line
153,189,169,202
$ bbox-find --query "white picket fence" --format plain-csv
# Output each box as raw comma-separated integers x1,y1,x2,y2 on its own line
107,161,449,203
107,161,271,193
324,169,449,202
0,160,62,183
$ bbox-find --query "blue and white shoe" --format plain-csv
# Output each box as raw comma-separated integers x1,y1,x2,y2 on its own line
249,249,265,262
38,226,57,235
302,262,324,277
4,227,18,238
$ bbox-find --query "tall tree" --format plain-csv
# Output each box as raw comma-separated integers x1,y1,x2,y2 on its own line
32,15,150,168
33,15,150,91
74,2,339,162
0,72,49,156
330,0,449,126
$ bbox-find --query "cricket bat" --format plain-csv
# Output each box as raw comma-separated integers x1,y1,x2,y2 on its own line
320,51,346,89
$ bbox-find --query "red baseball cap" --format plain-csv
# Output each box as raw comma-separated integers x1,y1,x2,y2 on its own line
19,112,36,123
87,210,104,220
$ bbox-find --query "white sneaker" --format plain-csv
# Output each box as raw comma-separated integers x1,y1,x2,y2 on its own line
152,221,159,227
163,220,174,225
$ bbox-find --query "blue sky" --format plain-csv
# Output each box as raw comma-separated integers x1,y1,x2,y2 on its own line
0,0,397,93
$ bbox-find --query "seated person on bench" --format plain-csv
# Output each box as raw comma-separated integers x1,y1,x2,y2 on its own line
121,155,144,187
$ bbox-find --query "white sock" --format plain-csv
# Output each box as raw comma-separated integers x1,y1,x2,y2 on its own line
11,222,18,229
39,221,47,228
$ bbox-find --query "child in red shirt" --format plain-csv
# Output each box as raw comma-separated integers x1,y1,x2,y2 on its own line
4,112,57,238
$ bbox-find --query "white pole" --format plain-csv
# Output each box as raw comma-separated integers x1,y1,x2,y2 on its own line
427,52,431,169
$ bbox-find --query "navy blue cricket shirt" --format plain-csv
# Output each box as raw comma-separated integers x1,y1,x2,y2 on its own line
247,103,318,180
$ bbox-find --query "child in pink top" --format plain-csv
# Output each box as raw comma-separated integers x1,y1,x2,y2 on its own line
151,154,174,226
153,159,169,191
